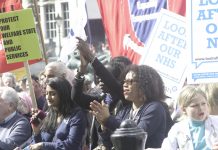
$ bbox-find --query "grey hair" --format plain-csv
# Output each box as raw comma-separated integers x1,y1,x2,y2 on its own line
45,61,74,85
45,61,68,78
2,72,16,86
0,87,19,109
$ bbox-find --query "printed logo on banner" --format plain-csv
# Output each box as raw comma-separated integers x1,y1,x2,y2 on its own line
123,0,167,54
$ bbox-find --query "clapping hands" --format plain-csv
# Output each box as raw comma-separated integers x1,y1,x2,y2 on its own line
90,100,110,125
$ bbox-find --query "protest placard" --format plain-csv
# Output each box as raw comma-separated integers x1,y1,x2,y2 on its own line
186,0,218,84
140,9,187,98
0,9,42,108
0,8,42,64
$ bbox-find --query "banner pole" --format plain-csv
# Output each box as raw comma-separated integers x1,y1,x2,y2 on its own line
33,0,48,64
24,61,37,109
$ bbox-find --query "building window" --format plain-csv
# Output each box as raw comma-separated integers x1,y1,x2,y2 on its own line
62,2,70,37
45,4,56,39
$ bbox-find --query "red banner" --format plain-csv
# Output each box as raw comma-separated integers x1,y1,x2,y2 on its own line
0,0,42,73
0,0,22,12
167,0,186,16
0,50,42,73
97,1,186,64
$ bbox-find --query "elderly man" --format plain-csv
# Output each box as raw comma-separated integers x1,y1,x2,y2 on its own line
1,72,21,92
40,61,75,111
0,87,32,150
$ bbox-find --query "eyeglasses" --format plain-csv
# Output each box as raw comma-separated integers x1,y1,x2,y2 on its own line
123,79,138,85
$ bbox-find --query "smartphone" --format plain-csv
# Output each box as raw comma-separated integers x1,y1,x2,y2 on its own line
30,110,46,126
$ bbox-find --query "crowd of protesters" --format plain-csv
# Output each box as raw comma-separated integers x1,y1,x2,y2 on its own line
0,38,218,150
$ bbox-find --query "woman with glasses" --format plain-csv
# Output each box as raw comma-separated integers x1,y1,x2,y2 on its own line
90,64,173,149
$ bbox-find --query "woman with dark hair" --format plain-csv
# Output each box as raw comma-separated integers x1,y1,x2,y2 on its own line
90,65,173,149
27,77,87,150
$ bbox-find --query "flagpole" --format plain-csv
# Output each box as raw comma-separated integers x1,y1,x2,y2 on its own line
85,3,92,46
33,0,48,64
24,61,38,109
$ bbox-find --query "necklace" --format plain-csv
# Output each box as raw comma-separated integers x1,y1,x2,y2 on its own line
129,106,142,121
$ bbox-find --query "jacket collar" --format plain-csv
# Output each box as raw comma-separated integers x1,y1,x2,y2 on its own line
0,111,16,125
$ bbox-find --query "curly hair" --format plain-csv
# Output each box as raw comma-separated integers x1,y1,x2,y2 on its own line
121,64,166,102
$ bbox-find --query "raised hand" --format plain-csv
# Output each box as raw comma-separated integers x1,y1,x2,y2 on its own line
76,37,95,63
78,49,89,75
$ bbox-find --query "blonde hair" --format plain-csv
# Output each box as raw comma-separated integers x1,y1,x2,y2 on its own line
199,83,218,115
178,85,207,109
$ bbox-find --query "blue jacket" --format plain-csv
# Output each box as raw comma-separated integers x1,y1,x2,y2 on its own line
99,101,173,148
34,107,87,150
0,112,32,150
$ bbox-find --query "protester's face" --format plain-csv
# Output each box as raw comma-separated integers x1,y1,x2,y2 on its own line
19,80,27,91
42,69,56,95
96,76,108,93
0,97,10,122
39,74,46,86
44,69,56,83
184,94,209,121
3,78,13,87
46,85,60,108
123,71,140,102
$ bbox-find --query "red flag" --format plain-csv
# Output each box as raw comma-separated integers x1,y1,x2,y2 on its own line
0,0,22,12
97,0,167,64
167,0,186,16
0,0,42,73
0,50,42,73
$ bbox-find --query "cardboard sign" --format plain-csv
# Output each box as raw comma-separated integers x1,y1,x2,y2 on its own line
0,9,42,63
187,0,218,84
140,9,187,98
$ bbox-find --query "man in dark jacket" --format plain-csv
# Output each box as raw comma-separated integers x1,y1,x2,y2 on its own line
0,86,32,150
